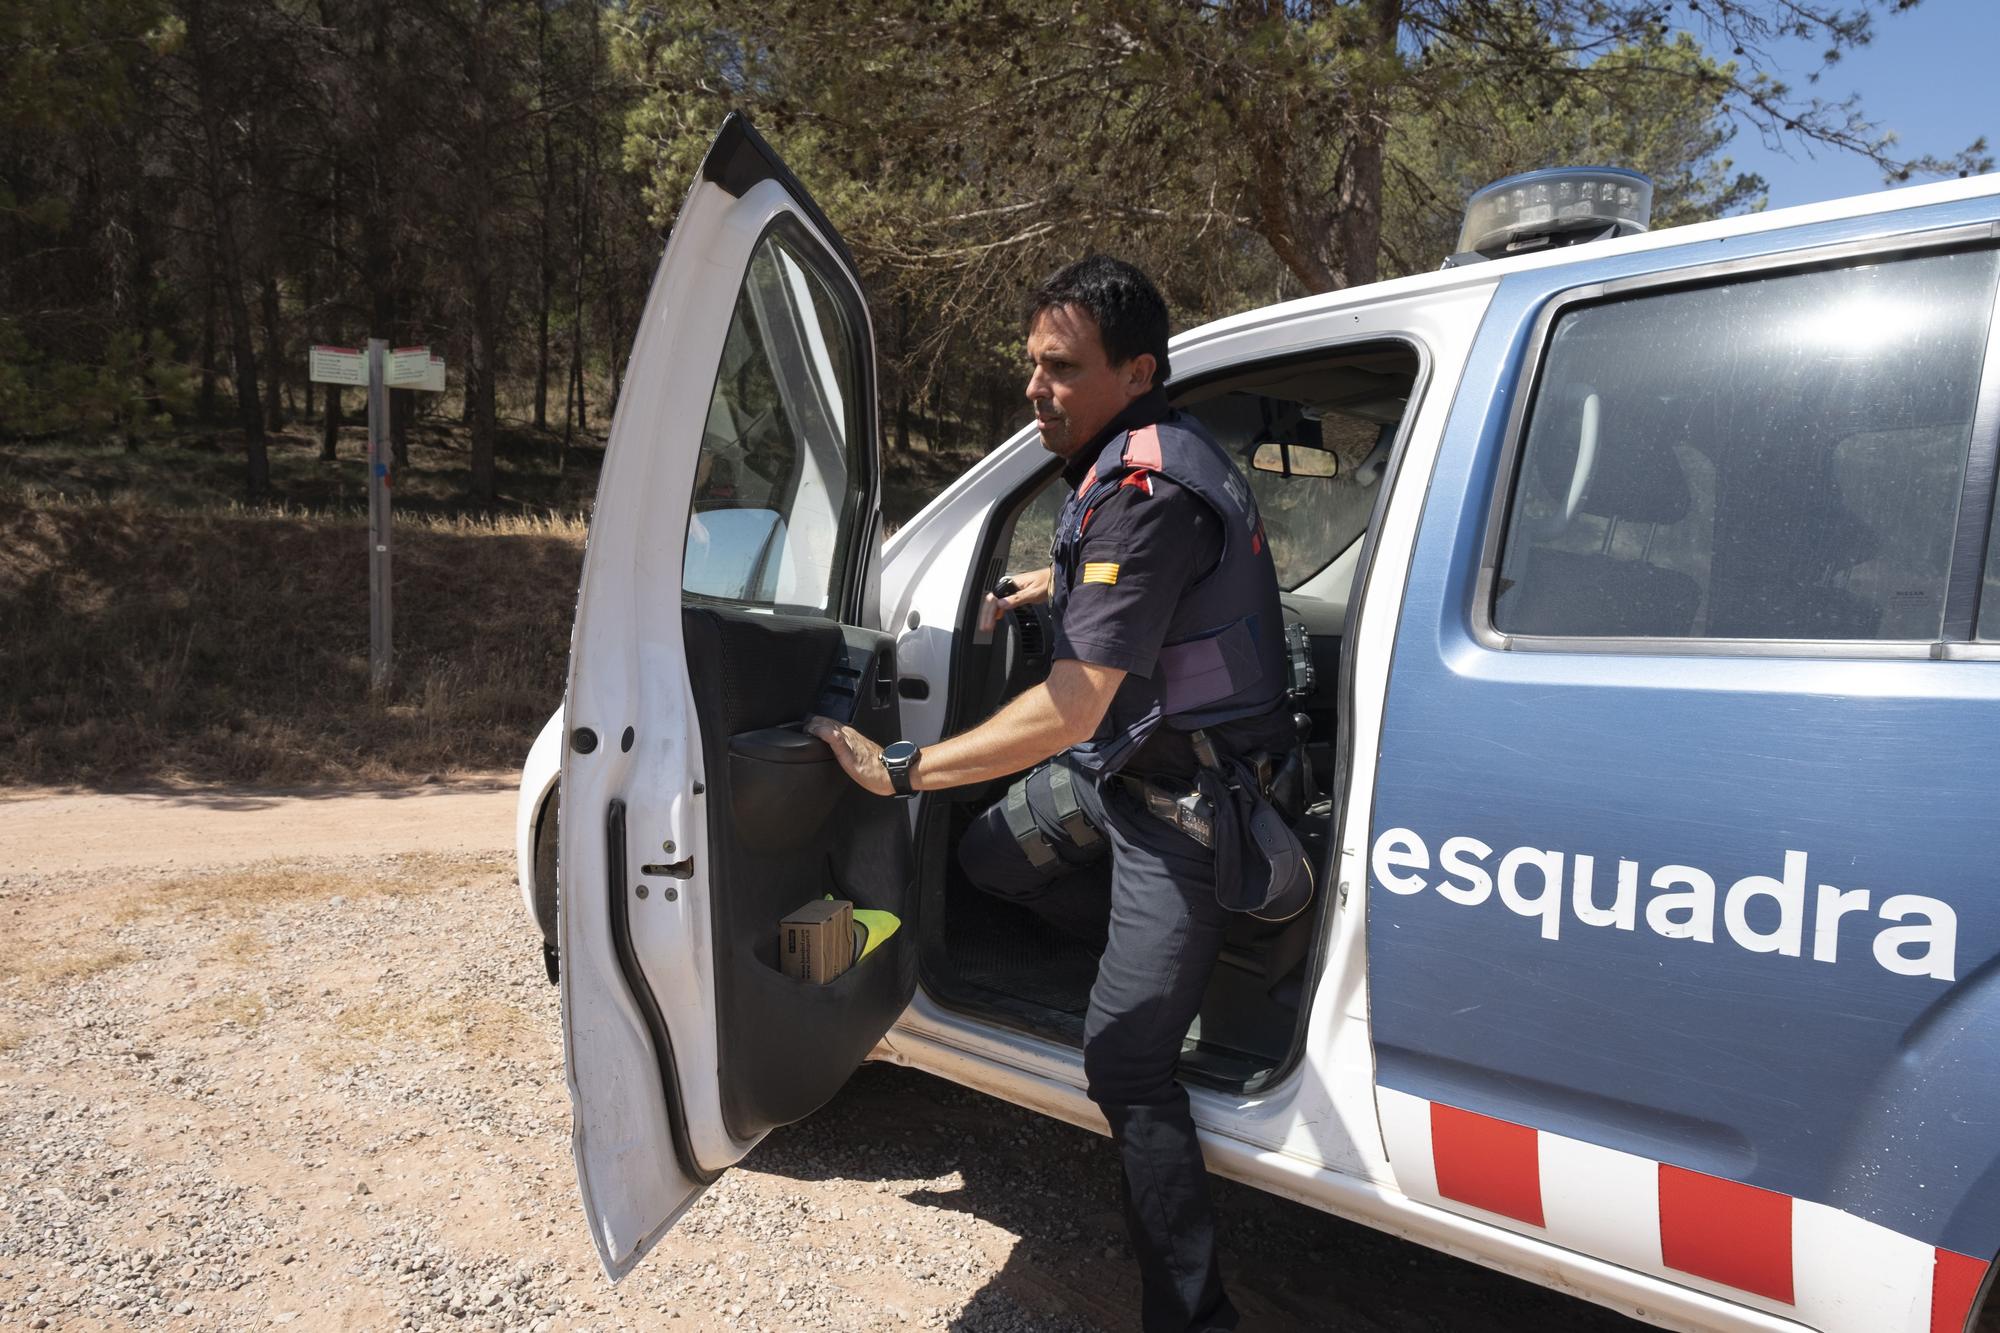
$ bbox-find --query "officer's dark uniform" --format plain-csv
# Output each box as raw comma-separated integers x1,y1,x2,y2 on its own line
958,386,1295,1333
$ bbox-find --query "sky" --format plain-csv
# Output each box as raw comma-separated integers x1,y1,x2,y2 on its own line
1717,0,1996,211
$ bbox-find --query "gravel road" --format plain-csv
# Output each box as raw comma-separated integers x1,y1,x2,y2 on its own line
0,779,1656,1332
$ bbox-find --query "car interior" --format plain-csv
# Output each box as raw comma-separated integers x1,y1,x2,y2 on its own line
917,341,1422,1092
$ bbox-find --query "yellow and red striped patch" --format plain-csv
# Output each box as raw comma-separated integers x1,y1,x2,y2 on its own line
1081,561,1121,586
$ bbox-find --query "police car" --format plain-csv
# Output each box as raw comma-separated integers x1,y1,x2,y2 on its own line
518,113,2000,1332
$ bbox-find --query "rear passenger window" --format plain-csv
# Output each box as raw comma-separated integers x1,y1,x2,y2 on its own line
1494,248,2000,642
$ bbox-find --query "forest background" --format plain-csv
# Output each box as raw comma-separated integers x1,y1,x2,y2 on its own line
1,0,1990,785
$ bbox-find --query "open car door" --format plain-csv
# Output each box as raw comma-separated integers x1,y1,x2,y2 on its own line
559,114,914,1279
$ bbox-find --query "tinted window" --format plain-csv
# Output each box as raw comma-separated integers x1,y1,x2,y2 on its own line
684,222,866,613
1495,248,2000,641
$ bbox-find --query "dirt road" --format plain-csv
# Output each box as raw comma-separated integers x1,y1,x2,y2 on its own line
0,780,1646,1332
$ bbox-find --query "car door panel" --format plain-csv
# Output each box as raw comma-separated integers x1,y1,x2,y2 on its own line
560,113,911,1280
682,606,915,1141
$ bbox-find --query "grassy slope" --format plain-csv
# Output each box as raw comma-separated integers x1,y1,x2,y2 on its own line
1,500,586,785
1,424,982,787
2,427,593,786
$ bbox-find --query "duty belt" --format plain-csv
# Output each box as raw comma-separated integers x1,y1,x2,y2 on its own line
1120,741,1281,851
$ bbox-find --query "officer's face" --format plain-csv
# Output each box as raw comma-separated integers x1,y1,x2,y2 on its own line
1025,305,1157,458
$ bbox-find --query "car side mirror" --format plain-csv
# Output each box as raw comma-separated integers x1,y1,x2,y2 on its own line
1250,441,1340,479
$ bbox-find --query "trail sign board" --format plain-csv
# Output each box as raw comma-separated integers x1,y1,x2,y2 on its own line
387,346,433,387
306,337,446,697
309,345,368,386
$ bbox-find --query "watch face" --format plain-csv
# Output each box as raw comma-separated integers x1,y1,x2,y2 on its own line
882,741,918,764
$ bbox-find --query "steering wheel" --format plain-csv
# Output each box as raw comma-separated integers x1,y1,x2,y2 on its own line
979,601,1055,720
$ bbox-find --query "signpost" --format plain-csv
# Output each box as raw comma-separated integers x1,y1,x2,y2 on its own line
386,345,432,386
309,340,447,694
308,345,368,386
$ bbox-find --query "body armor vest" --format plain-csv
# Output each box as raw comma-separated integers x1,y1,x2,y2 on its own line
1053,412,1290,776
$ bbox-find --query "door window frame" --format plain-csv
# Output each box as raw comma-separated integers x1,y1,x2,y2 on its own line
679,211,882,630
1470,220,2000,660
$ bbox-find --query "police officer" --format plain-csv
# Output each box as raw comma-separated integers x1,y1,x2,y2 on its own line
807,257,1295,1333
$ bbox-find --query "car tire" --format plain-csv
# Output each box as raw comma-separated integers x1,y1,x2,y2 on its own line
534,792,560,985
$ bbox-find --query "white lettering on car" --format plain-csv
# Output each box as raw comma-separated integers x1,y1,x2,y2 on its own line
1370,828,1958,981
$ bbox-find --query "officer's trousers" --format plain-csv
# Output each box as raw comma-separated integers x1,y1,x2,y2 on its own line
958,757,1239,1333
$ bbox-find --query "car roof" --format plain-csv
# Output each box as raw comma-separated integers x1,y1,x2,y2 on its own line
1177,170,2000,354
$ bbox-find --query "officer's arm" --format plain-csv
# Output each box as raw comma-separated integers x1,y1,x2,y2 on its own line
806,658,1123,796
908,658,1123,791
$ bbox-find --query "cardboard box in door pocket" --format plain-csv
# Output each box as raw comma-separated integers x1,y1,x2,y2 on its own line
780,899,852,984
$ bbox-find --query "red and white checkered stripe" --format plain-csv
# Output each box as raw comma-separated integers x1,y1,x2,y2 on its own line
1377,1088,1988,1333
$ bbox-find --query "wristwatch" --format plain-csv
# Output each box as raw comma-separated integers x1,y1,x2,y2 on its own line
880,740,921,797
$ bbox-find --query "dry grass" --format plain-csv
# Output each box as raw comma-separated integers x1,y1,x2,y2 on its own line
0,495,586,787
0,945,141,988
0,416,979,788
0,1021,26,1054
319,994,541,1068
213,929,267,963
118,851,507,922
0,422,607,518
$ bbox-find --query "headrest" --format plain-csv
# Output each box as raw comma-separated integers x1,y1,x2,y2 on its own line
1529,389,1690,526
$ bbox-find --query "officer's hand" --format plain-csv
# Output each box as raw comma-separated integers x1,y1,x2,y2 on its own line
979,566,1053,632
804,716,893,797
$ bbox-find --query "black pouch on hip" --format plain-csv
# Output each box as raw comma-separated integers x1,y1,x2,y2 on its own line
1194,746,1315,923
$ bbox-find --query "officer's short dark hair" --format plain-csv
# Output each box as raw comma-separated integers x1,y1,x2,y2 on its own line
1027,256,1171,386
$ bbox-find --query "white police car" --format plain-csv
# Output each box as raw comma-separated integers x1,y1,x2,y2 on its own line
520,113,2000,1331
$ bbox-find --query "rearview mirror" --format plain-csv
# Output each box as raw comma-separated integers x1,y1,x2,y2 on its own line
1250,441,1340,479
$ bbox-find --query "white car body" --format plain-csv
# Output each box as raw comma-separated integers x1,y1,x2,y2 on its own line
522,115,2000,1333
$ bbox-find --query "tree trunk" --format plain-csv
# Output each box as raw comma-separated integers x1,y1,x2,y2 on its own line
188,0,269,494
1323,0,1402,290
985,373,1005,449
469,285,499,504
198,267,219,422
260,273,283,431
603,243,625,410
566,154,588,443
894,297,910,454
321,386,341,459
463,0,500,506
391,388,410,467
532,0,553,433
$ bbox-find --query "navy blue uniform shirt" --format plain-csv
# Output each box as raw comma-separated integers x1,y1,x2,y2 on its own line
1053,390,1295,781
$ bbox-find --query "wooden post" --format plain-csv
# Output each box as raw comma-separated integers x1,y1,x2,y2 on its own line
367,337,394,694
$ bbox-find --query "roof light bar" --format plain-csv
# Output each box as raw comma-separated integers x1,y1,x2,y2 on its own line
1446,167,1654,267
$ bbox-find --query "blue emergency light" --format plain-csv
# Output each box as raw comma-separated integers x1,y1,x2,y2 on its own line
1446,166,1653,267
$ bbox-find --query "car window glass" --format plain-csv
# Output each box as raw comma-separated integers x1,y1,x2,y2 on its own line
1495,247,2000,642
684,221,865,613
1005,475,1067,575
